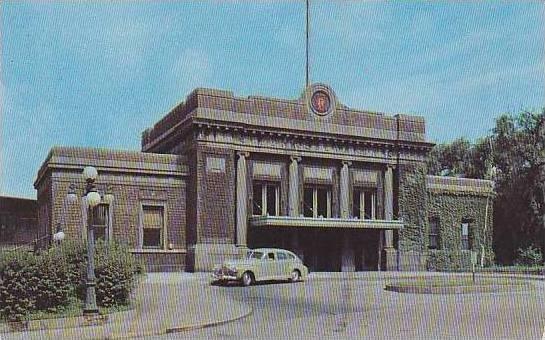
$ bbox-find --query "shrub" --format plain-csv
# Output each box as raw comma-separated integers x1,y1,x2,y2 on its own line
0,251,39,321
0,239,143,321
93,240,144,308
426,250,472,272
515,245,543,266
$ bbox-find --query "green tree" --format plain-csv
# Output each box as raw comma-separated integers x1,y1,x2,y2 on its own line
427,109,545,264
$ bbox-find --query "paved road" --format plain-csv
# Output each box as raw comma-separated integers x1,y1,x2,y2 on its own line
164,275,545,340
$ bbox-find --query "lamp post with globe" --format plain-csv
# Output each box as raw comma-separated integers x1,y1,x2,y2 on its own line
66,166,114,316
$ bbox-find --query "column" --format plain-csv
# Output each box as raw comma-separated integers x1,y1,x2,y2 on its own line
236,151,249,247
383,164,397,271
341,232,355,272
384,165,394,247
340,161,351,219
288,156,301,217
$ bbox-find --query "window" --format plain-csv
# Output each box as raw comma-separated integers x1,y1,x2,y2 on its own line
252,182,280,216
277,252,287,260
352,188,376,219
461,219,472,250
429,217,440,250
142,205,165,249
267,252,275,260
303,186,331,218
93,204,110,242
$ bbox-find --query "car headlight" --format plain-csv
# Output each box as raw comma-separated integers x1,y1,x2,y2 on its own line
226,265,238,275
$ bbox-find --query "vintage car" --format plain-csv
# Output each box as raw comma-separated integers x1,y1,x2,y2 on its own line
212,248,309,286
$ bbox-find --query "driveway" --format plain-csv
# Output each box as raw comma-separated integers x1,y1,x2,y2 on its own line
163,273,545,340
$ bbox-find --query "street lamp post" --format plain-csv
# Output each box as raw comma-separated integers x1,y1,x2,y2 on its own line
66,166,106,316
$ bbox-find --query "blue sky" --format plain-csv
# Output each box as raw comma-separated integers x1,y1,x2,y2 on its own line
1,1,544,198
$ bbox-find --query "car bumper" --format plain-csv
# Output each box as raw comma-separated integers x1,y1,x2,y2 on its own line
212,273,239,281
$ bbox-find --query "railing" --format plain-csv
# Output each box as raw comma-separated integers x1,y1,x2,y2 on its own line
1,234,51,253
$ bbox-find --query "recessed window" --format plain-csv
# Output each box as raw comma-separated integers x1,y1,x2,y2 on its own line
352,188,376,219
303,186,331,218
461,219,472,250
93,203,110,242
142,205,165,249
252,182,280,216
429,217,440,250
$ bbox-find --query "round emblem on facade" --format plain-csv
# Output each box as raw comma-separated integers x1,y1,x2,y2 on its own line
306,83,336,117
311,90,331,115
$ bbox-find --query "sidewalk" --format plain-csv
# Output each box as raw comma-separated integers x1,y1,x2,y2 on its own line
1,273,252,339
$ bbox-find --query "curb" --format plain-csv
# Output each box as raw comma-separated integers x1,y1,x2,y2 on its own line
165,305,253,334
384,282,533,294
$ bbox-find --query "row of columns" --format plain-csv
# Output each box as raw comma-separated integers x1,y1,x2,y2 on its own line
235,152,395,249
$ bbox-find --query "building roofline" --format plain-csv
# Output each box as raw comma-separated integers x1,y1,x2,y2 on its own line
34,146,188,189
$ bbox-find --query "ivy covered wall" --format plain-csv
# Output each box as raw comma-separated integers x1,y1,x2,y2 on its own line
396,163,428,253
395,162,495,271
426,190,494,270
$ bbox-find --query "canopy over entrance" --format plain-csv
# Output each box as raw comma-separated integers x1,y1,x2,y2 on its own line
249,215,404,230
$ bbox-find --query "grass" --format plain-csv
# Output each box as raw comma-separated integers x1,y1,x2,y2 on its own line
480,265,544,275
390,276,527,288
1,297,133,323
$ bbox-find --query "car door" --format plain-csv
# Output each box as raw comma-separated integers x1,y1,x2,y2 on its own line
276,251,290,279
262,251,277,280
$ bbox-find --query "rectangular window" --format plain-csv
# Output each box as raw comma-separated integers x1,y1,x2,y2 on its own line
303,187,314,217
461,219,472,250
142,205,164,249
303,186,331,218
352,188,376,219
429,217,440,250
93,204,109,242
252,182,279,216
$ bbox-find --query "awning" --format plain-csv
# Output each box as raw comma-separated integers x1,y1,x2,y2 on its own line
249,216,404,230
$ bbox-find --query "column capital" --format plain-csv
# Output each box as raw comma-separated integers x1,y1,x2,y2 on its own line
386,164,396,170
290,155,302,162
237,151,250,158
341,160,352,166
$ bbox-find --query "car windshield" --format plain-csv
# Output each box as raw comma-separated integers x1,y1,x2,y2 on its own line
246,251,264,259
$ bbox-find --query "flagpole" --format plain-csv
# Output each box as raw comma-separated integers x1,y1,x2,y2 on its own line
306,0,310,87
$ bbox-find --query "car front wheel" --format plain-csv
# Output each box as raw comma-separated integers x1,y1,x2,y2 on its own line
290,269,301,282
241,271,254,287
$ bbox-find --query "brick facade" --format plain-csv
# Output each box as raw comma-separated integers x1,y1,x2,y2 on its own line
32,84,495,272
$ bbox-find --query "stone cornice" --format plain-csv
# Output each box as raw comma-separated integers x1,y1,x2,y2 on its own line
426,175,495,197
141,87,434,153
35,146,188,189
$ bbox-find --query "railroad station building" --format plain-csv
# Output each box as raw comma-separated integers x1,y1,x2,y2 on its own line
33,84,494,272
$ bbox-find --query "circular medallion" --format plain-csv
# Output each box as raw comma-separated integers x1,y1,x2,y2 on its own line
311,90,331,115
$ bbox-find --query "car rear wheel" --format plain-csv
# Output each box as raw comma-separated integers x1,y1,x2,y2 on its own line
290,269,301,282
241,271,254,287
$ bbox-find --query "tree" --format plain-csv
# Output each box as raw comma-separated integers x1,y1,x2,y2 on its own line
428,109,545,264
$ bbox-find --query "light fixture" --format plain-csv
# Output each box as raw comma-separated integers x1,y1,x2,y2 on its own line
86,191,101,207
53,230,66,242
104,185,114,204
66,184,78,203
83,166,98,181
53,223,65,242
